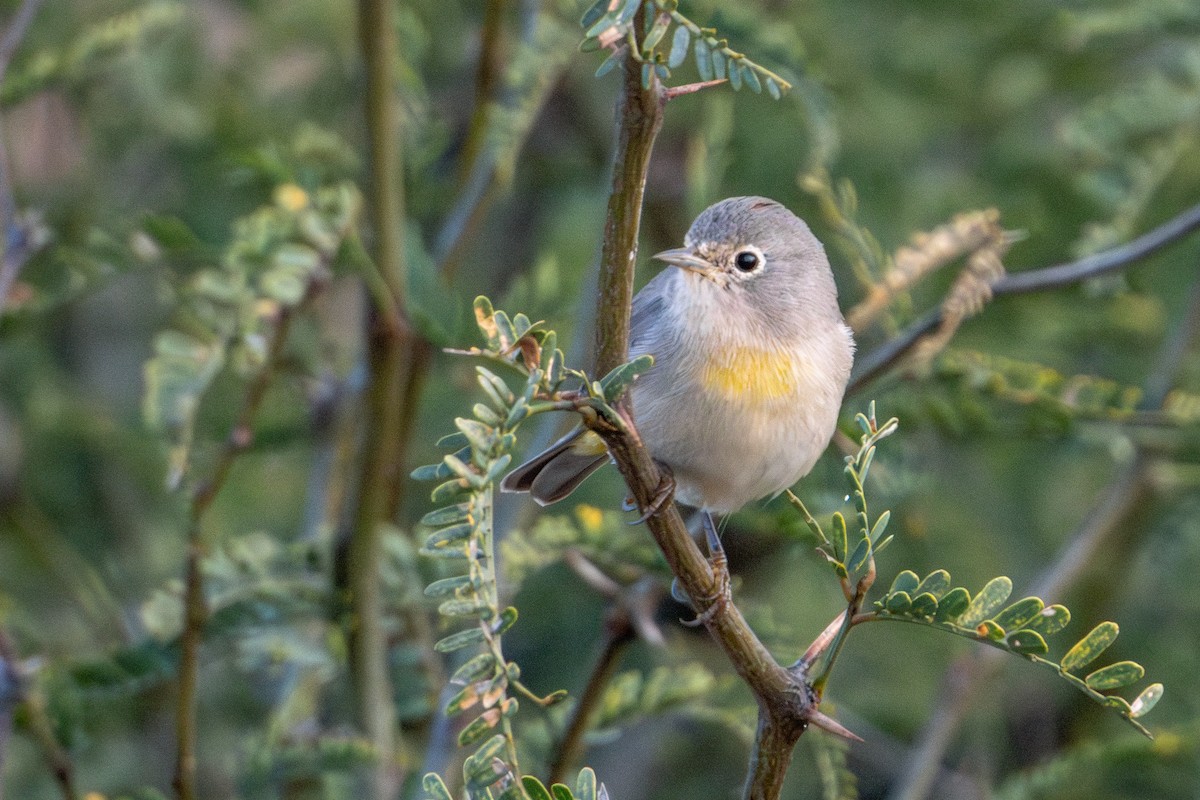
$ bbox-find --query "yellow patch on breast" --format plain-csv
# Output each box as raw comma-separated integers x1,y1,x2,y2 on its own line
700,346,799,402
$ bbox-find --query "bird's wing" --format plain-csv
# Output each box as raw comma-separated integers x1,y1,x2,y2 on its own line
629,269,670,360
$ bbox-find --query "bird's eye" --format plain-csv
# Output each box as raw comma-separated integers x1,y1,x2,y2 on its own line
734,249,761,272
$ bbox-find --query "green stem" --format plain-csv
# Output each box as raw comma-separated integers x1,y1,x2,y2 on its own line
344,1,411,795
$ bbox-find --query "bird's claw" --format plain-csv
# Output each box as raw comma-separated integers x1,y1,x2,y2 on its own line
681,511,731,626
627,463,675,524
681,552,731,627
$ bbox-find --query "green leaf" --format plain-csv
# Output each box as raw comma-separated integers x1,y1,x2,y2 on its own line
885,591,912,614
453,653,497,685
1005,629,1049,655
976,620,1005,641
831,512,848,563
438,431,471,450
958,577,1012,628
915,569,951,599
419,543,469,560
435,627,487,653
1085,660,1145,691
766,76,782,100
934,587,971,623
729,61,743,90
411,462,448,482
421,503,471,528
846,537,870,576
424,523,474,549
523,777,555,800
458,714,501,747
642,13,671,53
694,37,712,80
641,62,653,90
888,570,919,596
668,25,690,68
599,356,654,402
1102,695,1133,715
425,574,476,598
1130,683,1164,718
616,0,641,24
711,48,726,80
595,50,621,78
584,11,619,39
550,786,575,800
457,418,498,454
1022,604,1071,636
472,734,508,765
580,0,609,29
576,768,597,800
493,606,518,635
910,592,939,618
1061,621,1119,673
142,214,204,254
477,366,515,407
464,748,506,789
473,403,502,426
440,598,488,618
991,597,1044,631
870,510,891,542
431,478,470,504
423,774,454,800
742,64,762,93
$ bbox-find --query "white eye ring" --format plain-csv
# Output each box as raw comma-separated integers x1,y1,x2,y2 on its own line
733,245,765,273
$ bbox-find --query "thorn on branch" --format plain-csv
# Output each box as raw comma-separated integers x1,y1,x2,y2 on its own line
664,78,727,99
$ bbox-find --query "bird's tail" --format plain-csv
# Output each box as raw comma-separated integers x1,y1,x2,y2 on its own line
500,428,609,505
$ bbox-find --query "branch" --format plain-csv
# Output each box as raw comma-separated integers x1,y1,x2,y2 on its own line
174,304,299,800
344,2,409,796
586,39,825,800
0,628,75,800
885,274,1200,800
849,200,1200,394
593,43,665,376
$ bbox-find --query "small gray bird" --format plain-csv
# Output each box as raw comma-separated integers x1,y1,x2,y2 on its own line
503,196,854,523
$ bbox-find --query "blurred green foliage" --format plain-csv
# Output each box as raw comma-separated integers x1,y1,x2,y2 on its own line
0,0,1198,799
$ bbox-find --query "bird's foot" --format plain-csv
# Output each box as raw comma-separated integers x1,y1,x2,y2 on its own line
681,511,732,627
626,461,675,524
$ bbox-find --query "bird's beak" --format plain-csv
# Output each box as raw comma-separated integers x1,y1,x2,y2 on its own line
652,247,718,279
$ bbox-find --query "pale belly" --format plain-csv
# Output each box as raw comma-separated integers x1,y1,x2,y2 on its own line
630,343,843,513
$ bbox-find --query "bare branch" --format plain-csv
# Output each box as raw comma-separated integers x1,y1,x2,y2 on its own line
849,200,1200,394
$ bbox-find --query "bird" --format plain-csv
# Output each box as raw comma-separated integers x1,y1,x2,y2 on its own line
502,196,854,576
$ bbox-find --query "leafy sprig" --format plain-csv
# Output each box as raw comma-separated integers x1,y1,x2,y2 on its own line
871,571,1163,737
416,298,640,799
581,0,792,98
792,404,1162,736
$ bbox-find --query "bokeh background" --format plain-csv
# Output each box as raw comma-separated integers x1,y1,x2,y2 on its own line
1,1,1199,799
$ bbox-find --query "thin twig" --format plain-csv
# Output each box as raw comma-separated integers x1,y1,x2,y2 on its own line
174,305,299,800
885,272,1200,800
458,0,510,186
0,628,75,800
849,200,1200,394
